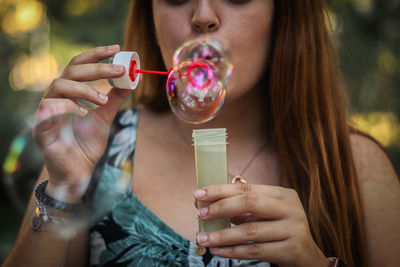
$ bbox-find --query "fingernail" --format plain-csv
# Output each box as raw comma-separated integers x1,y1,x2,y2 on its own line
98,92,108,101
195,189,206,199
80,107,88,115
113,65,122,72
211,247,221,253
197,234,208,244
198,206,208,217
108,44,119,51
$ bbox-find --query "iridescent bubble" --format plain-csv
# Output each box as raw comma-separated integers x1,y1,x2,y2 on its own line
35,113,134,237
3,110,134,238
167,38,233,124
173,38,233,80
3,131,43,213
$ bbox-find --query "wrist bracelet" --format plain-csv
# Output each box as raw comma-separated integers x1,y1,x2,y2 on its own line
35,180,83,213
31,199,73,232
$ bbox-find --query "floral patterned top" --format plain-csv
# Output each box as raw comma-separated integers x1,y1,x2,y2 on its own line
89,109,275,267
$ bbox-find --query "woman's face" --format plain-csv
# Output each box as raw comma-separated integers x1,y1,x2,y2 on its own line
152,0,274,101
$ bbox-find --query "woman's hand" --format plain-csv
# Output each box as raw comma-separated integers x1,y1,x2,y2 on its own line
33,45,131,202
194,183,330,267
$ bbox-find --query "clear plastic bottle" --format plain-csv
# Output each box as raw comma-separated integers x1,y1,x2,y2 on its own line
192,128,230,233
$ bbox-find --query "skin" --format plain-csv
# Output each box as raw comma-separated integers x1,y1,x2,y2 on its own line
350,135,400,266
153,0,273,102
3,46,130,267
3,0,399,266
33,45,131,203
152,0,328,266
192,135,400,266
153,0,400,266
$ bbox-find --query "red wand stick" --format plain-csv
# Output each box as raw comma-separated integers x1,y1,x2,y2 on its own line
135,69,170,76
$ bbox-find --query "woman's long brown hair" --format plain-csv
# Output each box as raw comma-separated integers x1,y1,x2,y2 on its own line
124,0,366,266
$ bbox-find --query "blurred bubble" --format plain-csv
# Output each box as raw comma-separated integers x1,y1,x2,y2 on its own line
3,110,135,237
34,112,133,236
3,136,26,176
3,132,43,213
166,38,233,124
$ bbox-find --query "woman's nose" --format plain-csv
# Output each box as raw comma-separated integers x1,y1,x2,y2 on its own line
191,0,220,33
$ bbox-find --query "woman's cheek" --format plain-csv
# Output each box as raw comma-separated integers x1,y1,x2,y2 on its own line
154,14,190,68
226,48,267,100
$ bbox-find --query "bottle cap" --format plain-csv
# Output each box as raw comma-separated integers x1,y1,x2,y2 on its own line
192,128,228,146
108,51,140,90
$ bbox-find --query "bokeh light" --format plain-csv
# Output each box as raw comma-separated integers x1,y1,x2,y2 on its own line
9,52,59,91
351,112,400,146
3,136,26,175
0,0,399,259
1,0,45,35
65,0,103,16
0,0,132,257
378,51,397,76
2,131,43,213
352,0,374,14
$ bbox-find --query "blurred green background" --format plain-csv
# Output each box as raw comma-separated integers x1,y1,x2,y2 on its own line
0,0,399,262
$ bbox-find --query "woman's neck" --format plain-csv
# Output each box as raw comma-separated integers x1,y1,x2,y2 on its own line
172,88,269,176
140,86,277,184
175,88,266,142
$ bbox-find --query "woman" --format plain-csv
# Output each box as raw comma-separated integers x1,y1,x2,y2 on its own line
4,0,399,266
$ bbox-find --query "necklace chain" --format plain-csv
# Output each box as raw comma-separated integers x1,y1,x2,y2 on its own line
228,143,266,178
175,121,266,179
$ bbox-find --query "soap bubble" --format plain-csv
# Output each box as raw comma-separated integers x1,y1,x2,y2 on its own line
33,112,134,237
166,38,233,124
2,130,43,213
3,109,135,238
166,59,226,123
173,38,233,80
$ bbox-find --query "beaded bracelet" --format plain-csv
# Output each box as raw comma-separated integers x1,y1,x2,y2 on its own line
31,199,73,232
34,180,83,213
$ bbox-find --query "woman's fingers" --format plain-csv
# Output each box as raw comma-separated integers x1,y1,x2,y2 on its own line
40,44,131,127
33,98,88,146
208,241,289,263
195,183,285,203
44,78,109,105
198,193,287,220
194,185,318,265
61,45,124,82
61,63,125,82
42,81,132,127
230,213,263,225
93,87,132,125
68,44,120,65
36,98,88,123
197,220,289,248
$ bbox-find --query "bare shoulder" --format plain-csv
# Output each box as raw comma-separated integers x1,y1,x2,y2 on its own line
350,133,398,184
350,133,400,266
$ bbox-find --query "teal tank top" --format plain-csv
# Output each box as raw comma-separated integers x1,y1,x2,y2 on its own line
89,109,274,267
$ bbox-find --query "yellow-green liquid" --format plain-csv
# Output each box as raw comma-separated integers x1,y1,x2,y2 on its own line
195,144,230,233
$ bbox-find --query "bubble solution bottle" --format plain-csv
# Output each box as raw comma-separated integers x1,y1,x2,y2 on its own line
192,128,230,233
